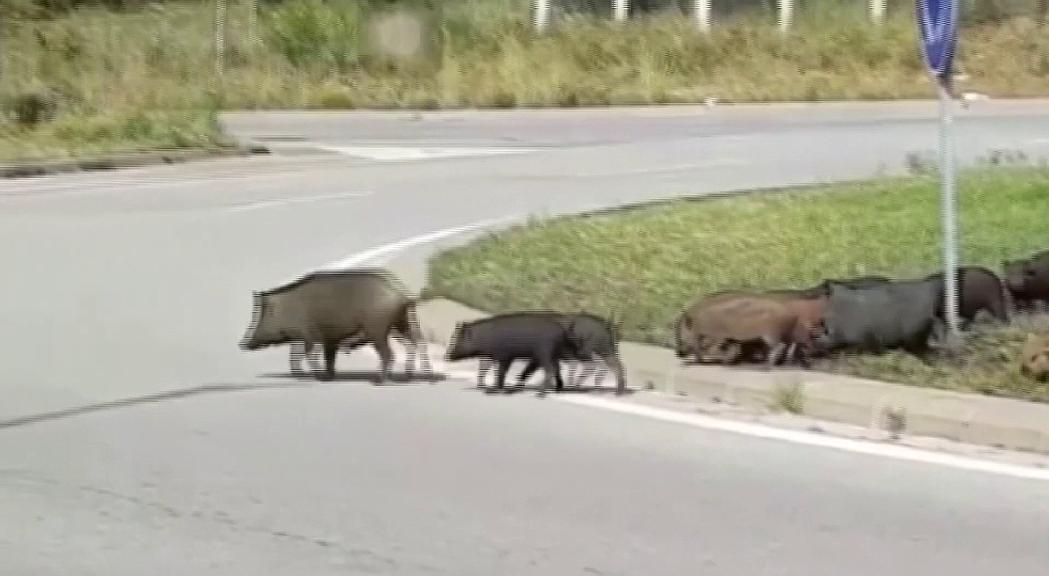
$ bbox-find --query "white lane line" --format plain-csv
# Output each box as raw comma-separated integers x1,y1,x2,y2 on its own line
569,159,748,178
224,191,372,213
318,145,541,162
312,217,1049,481
316,215,517,271
555,395,1049,481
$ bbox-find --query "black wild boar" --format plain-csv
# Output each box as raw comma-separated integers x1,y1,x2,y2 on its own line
514,313,628,395
815,278,941,357
445,312,577,397
1003,250,1049,312
240,268,430,383
924,265,1009,328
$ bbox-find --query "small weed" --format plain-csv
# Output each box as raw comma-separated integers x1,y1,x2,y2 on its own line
882,406,908,439
771,380,806,415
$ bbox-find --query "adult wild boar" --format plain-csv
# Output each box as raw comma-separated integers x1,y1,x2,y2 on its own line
513,313,628,395
675,293,802,369
815,278,941,357
1003,250,1049,312
445,312,577,397
924,265,1009,328
240,268,429,383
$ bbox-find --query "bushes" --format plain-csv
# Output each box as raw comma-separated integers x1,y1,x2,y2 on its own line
4,0,1049,160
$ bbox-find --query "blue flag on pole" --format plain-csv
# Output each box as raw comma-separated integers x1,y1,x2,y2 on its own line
916,0,959,80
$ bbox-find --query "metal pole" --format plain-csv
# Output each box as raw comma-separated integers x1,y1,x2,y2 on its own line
534,0,550,32
613,0,629,21
938,78,961,345
695,0,712,33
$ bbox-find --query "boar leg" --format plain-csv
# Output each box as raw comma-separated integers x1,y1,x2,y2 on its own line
321,339,339,381
602,355,627,395
402,303,435,381
493,358,512,393
289,341,307,375
517,359,566,390
371,335,394,385
516,359,539,386
763,338,787,371
477,357,492,388
535,352,561,398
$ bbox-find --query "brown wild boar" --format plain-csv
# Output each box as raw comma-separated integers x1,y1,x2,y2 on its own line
675,293,802,370
240,268,431,383
1020,332,1049,382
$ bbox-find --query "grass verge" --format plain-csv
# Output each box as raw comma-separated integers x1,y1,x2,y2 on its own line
428,166,1049,402
4,0,1049,161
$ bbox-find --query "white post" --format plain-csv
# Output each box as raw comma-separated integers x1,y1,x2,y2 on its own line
694,0,712,33
248,0,259,47
534,0,550,32
777,0,793,34
215,0,227,76
870,0,886,24
613,0,629,21
938,79,962,345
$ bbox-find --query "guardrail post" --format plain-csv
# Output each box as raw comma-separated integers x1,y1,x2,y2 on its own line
694,0,712,33
777,0,792,34
215,0,227,75
870,0,886,25
534,0,550,32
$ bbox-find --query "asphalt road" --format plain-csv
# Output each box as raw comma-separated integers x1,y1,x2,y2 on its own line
4,101,1049,575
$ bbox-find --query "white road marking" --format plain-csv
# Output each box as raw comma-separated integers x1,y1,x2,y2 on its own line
569,159,748,178
224,191,372,213
318,145,541,162
314,219,1049,480
555,395,1049,481
316,215,517,270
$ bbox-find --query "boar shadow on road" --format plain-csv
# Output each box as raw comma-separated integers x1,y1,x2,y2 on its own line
0,381,314,430
483,382,636,396
258,370,449,384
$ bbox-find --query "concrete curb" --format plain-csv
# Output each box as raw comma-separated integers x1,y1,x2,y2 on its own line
0,144,270,179
416,297,1049,456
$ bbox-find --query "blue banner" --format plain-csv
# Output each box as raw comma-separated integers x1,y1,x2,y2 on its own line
916,0,959,80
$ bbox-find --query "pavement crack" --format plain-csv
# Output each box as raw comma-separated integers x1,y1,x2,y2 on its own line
3,472,403,569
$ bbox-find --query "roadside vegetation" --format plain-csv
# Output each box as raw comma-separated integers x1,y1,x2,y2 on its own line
427,165,1049,402
3,0,1049,161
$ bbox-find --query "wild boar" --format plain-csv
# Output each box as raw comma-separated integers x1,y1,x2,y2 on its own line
513,313,627,395
1003,250,1049,312
675,293,802,370
240,268,429,383
445,312,577,397
815,278,941,357
925,265,1009,328
1020,332,1049,382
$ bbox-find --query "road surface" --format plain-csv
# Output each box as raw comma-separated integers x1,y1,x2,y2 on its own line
3,101,1049,575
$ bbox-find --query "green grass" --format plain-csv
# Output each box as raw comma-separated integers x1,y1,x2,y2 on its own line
427,166,1049,402
4,0,1049,161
